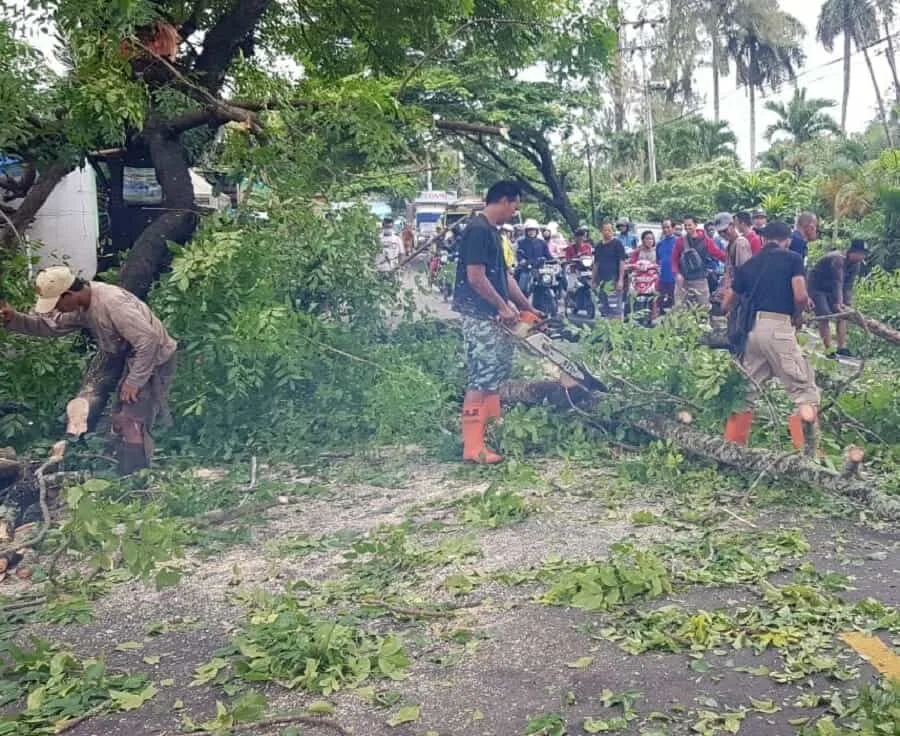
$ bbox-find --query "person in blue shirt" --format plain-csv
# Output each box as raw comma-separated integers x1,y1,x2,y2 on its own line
655,218,678,311
516,219,552,264
616,217,639,253
790,212,818,264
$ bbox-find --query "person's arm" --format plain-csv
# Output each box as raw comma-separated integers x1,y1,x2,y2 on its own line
617,244,627,289
516,242,527,263
542,242,552,260
468,264,517,325
592,246,600,287
831,257,845,309
791,256,810,326
734,238,752,268
0,308,84,338
707,238,727,262
672,239,683,281
506,271,535,314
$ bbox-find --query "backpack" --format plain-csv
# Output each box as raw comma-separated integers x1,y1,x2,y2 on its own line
727,251,769,358
679,238,707,281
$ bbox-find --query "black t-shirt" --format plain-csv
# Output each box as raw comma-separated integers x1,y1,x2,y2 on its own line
808,250,860,295
452,214,510,317
732,244,805,316
594,238,627,282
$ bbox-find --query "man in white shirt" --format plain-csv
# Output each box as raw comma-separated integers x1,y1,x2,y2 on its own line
377,217,403,273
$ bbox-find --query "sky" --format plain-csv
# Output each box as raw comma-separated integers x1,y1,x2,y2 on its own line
663,0,897,166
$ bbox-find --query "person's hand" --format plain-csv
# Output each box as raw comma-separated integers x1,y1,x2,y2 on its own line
498,302,520,327
119,384,140,404
616,280,624,292
676,273,684,286
0,302,14,325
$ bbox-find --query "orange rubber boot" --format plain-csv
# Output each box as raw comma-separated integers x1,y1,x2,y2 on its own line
462,396,503,464
788,414,806,451
483,393,502,422
724,411,753,445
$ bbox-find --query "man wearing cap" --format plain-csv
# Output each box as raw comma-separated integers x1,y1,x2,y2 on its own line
808,239,868,357
751,210,767,238
721,221,819,451
0,267,177,473
735,212,763,255
715,212,753,292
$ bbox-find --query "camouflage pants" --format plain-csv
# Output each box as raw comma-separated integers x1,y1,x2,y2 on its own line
461,315,515,392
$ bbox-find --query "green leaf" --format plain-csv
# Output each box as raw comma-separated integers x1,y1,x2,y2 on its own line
386,705,420,726
115,641,144,651
749,698,780,714
566,656,594,669
307,701,335,715
109,684,157,711
231,690,267,723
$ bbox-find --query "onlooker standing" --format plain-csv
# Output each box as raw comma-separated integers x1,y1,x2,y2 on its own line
401,223,415,257
377,217,403,272
715,212,753,291
656,218,678,311
790,212,818,264
807,239,868,357
672,215,726,308
452,181,538,464
722,221,819,451
735,211,763,255
593,221,628,317
751,210,767,238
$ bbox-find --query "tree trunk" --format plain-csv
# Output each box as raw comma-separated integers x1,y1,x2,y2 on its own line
500,380,900,521
749,82,757,170
840,32,852,132
883,19,900,107
712,38,721,123
861,43,895,147
0,162,72,251
612,1,626,134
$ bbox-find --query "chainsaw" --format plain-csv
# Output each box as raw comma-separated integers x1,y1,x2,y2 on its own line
505,315,608,393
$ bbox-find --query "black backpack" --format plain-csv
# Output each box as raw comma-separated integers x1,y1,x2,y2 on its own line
727,251,768,358
679,238,707,281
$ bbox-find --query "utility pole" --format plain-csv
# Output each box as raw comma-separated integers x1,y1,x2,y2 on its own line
585,138,596,228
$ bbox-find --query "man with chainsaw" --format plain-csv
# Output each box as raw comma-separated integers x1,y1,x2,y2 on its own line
0,266,177,474
721,221,819,451
453,181,539,464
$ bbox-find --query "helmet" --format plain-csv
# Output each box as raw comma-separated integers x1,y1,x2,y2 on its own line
616,217,630,227
500,224,514,232
575,223,590,235
524,218,540,231
547,222,559,236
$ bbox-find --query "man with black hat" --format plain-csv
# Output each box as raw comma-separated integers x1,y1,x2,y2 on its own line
808,239,868,358
721,220,819,452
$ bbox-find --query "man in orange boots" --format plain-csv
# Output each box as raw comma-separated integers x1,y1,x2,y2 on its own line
452,181,540,464
721,221,820,452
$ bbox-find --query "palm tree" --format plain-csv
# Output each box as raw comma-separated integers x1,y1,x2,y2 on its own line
817,0,893,145
874,0,900,107
763,88,841,144
657,117,737,170
726,2,805,168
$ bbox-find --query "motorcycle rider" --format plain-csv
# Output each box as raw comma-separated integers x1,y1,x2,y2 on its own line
515,218,552,292
545,222,568,259
616,217,639,253
565,225,594,260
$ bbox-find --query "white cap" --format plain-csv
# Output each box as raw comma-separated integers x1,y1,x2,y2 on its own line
34,266,76,314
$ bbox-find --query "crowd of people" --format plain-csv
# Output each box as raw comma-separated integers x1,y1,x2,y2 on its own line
447,180,869,465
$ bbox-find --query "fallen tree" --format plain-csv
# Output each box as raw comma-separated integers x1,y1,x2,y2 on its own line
500,380,900,521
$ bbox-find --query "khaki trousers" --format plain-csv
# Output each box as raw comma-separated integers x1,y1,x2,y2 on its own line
741,312,819,410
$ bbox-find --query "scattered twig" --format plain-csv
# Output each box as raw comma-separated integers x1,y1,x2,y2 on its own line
719,507,759,529
54,700,110,734
179,714,349,736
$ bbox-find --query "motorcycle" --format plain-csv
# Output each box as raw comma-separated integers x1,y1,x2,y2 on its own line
626,260,659,326
437,249,457,301
531,259,562,317
564,255,596,320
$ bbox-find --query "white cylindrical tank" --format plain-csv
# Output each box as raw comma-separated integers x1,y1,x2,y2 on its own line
27,165,99,280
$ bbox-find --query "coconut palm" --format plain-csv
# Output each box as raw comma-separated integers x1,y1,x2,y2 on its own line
817,0,892,144
726,1,805,168
763,88,841,144
874,0,900,106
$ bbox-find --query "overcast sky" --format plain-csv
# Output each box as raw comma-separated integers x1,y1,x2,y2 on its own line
667,0,897,166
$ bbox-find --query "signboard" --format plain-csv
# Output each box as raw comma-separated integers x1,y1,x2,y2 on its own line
415,190,453,204
123,167,163,205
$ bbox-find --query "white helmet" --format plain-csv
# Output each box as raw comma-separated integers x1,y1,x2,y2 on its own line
524,218,540,230
500,224,514,232
547,222,559,236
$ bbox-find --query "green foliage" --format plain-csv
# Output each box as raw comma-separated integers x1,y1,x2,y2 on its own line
459,486,530,528
55,479,187,589
524,712,567,736
210,593,409,695
799,680,900,736
0,639,154,735
539,544,671,611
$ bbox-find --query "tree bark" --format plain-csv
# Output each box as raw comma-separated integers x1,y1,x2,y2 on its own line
860,43,895,147
883,20,900,107
841,31,851,132
0,162,72,251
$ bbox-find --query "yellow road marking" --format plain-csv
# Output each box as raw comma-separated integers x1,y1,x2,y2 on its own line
840,631,900,682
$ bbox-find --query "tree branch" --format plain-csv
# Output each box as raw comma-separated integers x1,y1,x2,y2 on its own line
0,162,72,251
193,0,274,94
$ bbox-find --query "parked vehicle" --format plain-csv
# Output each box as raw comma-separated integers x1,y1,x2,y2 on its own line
531,259,562,317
